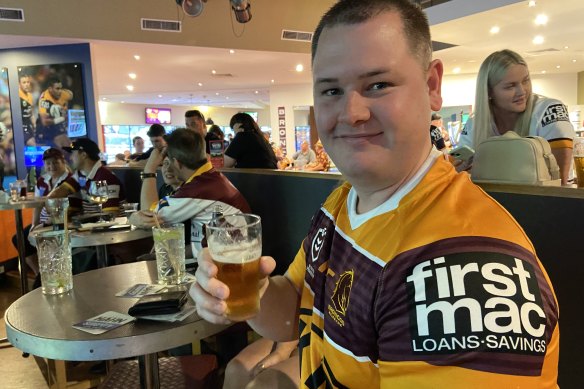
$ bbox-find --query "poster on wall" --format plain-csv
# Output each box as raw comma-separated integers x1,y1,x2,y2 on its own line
17,63,87,155
0,68,16,189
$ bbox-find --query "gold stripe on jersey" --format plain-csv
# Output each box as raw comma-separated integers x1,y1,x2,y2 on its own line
38,89,73,115
548,138,573,149
19,89,33,105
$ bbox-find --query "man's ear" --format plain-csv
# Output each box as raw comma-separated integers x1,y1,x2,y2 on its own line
427,59,443,112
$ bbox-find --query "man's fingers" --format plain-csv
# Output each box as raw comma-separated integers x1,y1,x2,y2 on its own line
189,282,232,325
259,256,276,277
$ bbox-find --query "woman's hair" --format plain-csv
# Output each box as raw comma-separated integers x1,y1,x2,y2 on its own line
208,125,224,139
229,112,277,161
473,49,535,146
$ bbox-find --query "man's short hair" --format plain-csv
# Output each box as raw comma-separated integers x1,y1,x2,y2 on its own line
47,76,62,87
311,0,432,69
431,113,442,121
146,124,166,138
164,128,207,170
185,110,205,122
132,136,143,146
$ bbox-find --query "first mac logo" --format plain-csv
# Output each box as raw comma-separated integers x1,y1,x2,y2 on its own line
406,252,548,356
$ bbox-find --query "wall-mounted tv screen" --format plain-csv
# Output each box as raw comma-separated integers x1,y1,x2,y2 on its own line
146,108,171,124
24,146,49,168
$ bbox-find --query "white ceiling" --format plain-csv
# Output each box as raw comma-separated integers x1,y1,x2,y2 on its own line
1,0,583,108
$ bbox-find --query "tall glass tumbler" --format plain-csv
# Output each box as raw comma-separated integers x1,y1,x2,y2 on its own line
152,223,186,285
206,214,262,321
46,198,69,231
36,230,73,295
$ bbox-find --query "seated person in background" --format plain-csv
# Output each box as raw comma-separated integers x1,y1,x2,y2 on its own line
206,124,226,155
274,147,291,170
158,156,182,198
12,148,71,275
304,140,330,171
108,153,127,166
193,1,560,387
224,113,278,169
129,124,167,165
290,141,316,169
129,128,250,259
431,113,451,150
223,339,299,389
50,138,124,216
458,49,575,184
129,136,145,160
123,150,131,161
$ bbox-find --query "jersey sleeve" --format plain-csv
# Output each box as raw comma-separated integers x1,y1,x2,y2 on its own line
224,133,245,160
535,100,575,149
155,196,215,224
374,237,559,388
284,246,306,293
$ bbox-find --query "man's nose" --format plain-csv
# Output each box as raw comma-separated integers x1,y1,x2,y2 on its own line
338,91,370,126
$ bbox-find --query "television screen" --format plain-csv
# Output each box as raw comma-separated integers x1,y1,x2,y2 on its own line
146,108,171,124
24,146,49,168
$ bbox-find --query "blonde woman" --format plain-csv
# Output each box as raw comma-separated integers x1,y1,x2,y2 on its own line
458,49,575,184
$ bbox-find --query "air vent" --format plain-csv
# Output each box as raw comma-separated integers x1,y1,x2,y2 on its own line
212,73,234,78
524,48,561,57
141,18,181,32
0,7,24,22
432,40,457,52
414,0,452,9
281,30,313,42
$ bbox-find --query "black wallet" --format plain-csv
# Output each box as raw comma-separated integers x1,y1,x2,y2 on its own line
128,291,188,316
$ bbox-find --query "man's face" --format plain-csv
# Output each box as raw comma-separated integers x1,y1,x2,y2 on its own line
19,76,31,93
70,150,82,170
186,116,205,138
312,11,443,188
161,157,181,187
134,138,145,153
301,141,309,153
48,82,63,100
150,136,166,151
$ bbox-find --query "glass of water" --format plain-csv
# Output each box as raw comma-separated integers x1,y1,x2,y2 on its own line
152,223,185,285
35,230,73,295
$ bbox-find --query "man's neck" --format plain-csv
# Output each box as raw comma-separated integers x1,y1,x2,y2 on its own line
79,160,99,176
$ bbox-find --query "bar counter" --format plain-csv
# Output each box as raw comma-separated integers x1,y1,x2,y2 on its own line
110,166,583,387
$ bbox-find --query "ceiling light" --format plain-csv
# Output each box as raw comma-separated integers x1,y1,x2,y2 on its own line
128,73,137,79
226,96,230,99
532,35,544,45
534,14,548,25
489,26,500,34
126,85,134,91
453,67,461,74
133,55,140,60
254,90,259,94
271,79,275,83
198,82,203,86
158,94,163,98
528,1,536,7
573,59,577,63
215,92,220,96
556,65,561,69
121,101,125,104
564,46,569,49
231,0,252,24
101,97,107,101
542,70,547,74
229,49,235,54
212,70,216,74
295,64,304,72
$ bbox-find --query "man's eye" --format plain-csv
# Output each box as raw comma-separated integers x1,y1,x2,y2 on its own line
321,88,342,96
369,82,390,91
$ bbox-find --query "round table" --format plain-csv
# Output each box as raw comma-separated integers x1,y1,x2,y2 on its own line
0,198,46,294
4,261,228,389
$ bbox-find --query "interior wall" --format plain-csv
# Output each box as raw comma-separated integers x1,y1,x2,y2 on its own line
577,71,584,105
0,43,98,179
98,102,270,128
269,83,313,153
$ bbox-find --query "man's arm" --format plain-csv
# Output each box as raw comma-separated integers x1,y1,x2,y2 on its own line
140,148,163,210
551,147,572,185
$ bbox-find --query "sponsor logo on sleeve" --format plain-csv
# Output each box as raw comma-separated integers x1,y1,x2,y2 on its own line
541,104,570,127
406,253,547,356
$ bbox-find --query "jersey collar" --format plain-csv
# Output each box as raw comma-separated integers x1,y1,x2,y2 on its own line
185,161,213,184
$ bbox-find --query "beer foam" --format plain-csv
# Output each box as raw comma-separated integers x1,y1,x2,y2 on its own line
210,240,261,264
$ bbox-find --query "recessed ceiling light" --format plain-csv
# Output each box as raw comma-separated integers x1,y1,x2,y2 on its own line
211,70,216,74
121,101,125,104
226,96,229,99
133,55,140,60
528,1,536,7
453,67,461,74
128,73,137,79
101,97,107,101
572,59,577,63
295,64,304,72
556,65,561,69
542,70,547,74
215,92,220,96
229,49,235,54
532,35,544,45
126,85,134,91
271,79,275,83
534,14,548,25
564,46,569,49
158,94,163,98
489,26,500,34
254,90,259,94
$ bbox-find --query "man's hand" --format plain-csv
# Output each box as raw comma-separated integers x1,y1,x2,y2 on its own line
190,248,276,325
128,210,159,228
144,147,165,174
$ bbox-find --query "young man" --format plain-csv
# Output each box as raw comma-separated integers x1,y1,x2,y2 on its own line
50,138,124,215
131,124,166,163
129,135,145,160
192,1,559,388
36,76,73,148
18,74,36,146
185,109,207,138
129,128,249,258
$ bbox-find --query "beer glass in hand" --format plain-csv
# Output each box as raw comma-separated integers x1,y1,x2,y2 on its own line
206,213,262,321
88,180,109,222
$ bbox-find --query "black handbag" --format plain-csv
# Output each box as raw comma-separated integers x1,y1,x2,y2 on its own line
128,291,188,316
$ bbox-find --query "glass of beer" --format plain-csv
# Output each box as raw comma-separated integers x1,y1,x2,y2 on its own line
574,137,584,188
206,213,262,321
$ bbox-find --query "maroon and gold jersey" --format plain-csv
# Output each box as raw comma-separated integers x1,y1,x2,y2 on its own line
38,88,73,118
19,88,33,126
286,155,559,388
